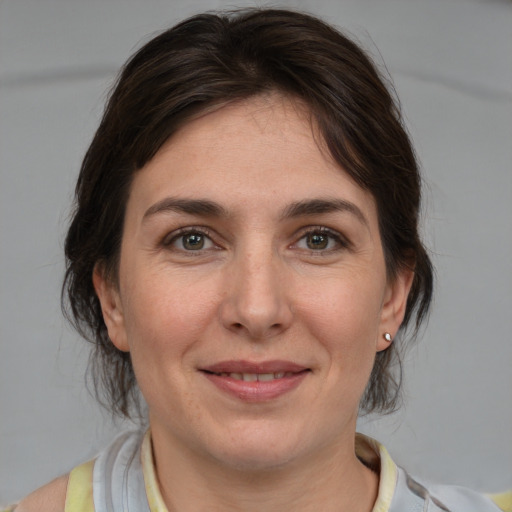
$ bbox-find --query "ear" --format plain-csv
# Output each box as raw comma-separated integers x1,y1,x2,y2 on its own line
92,263,130,352
377,266,415,352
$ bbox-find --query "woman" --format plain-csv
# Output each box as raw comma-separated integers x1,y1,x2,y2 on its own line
13,8,509,512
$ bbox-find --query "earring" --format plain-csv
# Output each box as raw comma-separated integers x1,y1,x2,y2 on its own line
383,332,392,342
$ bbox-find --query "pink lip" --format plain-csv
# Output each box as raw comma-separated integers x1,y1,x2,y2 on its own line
200,360,310,402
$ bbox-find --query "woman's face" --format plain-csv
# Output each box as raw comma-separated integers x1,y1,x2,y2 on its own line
95,95,411,470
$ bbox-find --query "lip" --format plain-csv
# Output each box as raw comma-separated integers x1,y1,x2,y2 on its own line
200,360,310,402
202,360,308,374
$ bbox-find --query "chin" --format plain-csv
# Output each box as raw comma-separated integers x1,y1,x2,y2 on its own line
205,423,310,472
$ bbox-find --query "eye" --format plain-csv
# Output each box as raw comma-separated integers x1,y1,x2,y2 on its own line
304,232,331,250
295,228,346,252
164,229,215,251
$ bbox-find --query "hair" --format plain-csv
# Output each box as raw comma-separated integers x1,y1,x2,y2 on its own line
63,8,433,418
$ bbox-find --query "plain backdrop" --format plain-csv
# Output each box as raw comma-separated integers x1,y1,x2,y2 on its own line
1,0,511,503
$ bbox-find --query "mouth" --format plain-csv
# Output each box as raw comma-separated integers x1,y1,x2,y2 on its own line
199,360,311,402
205,371,301,382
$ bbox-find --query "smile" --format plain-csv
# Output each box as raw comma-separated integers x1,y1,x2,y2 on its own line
200,360,310,402
211,372,296,381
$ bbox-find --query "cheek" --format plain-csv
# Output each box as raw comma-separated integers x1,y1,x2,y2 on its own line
120,269,220,362
120,277,217,414
297,275,384,362
299,279,382,341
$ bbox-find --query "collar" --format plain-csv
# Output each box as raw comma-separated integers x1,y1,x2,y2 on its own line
355,433,398,512
141,430,168,511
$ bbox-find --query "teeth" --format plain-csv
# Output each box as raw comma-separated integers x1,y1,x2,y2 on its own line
219,372,291,381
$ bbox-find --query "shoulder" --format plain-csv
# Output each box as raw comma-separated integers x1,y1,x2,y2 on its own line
14,474,69,512
12,430,144,512
396,468,506,512
428,483,511,512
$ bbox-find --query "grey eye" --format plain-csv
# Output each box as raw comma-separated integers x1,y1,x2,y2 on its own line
296,230,340,251
169,232,215,251
181,233,206,250
306,233,329,250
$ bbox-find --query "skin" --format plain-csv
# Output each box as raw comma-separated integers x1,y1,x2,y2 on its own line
18,94,413,511
15,475,68,511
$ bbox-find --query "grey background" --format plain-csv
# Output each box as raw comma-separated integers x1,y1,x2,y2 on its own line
1,0,511,503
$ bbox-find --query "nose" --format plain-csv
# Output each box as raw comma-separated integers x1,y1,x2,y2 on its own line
219,247,293,340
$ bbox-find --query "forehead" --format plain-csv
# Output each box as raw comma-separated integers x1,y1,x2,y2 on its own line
126,94,377,224
160,95,324,170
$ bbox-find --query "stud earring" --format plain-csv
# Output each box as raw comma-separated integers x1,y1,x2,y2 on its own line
383,332,392,342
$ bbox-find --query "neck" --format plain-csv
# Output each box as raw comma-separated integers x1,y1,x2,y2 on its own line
150,426,379,512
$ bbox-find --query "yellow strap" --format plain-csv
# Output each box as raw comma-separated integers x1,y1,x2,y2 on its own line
141,430,169,511
65,459,95,512
355,434,397,512
488,490,512,512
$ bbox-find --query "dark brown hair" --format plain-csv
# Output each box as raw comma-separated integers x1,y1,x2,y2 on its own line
63,8,433,418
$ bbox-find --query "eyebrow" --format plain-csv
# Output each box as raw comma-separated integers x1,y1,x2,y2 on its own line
143,196,368,227
143,198,228,220
280,198,369,227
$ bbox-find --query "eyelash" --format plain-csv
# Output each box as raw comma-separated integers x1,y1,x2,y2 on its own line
162,227,217,252
294,226,350,253
161,226,350,254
